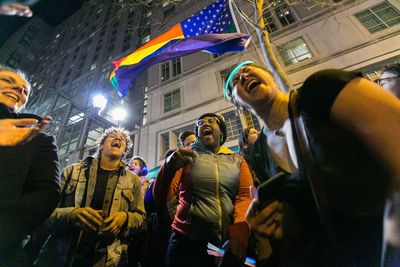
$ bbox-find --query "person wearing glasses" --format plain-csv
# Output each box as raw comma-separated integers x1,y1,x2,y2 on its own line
223,60,400,266
37,127,145,267
153,113,253,267
378,63,400,99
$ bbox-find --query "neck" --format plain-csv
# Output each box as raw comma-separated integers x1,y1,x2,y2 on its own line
258,92,289,130
99,155,121,171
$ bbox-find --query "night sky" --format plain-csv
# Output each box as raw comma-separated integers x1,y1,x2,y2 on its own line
0,0,84,47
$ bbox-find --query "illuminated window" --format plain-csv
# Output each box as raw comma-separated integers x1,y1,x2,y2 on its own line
262,0,296,33
278,37,312,66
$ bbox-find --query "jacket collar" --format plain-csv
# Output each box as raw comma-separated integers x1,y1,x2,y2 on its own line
191,140,233,155
80,156,127,172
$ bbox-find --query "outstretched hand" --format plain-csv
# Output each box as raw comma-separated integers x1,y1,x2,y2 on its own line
165,148,197,171
0,116,51,146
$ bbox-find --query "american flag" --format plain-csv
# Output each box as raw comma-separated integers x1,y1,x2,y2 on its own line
181,0,236,38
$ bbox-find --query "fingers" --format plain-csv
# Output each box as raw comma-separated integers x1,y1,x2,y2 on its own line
0,3,32,17
246,200,281,238
9,118,38,127
167,149,197,169
73,208,103,231
84,208,103,224
76,214,97,232
254,201,280,225
101,212,127,236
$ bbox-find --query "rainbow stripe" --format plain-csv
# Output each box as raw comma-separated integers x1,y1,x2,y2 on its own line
110,0,250,97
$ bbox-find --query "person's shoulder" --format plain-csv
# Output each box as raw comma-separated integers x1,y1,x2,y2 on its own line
297,69,363,118
300,69,362,93
125,169,142,183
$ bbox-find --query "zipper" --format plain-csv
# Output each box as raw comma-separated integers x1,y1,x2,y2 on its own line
214,155,223,243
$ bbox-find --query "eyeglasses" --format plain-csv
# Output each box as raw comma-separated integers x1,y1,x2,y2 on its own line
196,117,219,127
377,76,399,85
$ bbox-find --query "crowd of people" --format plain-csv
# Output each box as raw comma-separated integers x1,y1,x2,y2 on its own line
1,40,400,267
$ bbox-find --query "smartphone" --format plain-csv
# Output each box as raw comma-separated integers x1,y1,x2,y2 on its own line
16,113,44,128
257,172,286,210
18,113,44,122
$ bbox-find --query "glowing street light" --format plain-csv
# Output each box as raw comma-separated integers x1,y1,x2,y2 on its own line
111,107,128,123
92,94,107,115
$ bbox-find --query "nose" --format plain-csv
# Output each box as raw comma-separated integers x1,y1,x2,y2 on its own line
11,85,24,94
239,72,249,84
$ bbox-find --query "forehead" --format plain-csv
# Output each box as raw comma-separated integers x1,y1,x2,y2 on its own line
131,159,141,165
0,70,29,88
106,132,126,140
199,116,217,121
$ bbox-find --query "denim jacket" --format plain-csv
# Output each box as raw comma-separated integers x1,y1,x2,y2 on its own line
37,156,145,267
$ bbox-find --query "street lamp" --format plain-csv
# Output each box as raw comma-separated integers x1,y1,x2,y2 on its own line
92,94,107,115
111,107,128,125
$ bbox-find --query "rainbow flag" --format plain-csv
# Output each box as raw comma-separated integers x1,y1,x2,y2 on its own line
110,0,250,96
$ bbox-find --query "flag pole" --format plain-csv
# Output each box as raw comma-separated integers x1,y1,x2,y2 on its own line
228,0,240,32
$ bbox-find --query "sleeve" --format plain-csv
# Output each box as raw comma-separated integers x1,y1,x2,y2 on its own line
229,156,253,248
298,69,363,119
125,176,146,231
0,134,61,257
152,161,183,205
46,164,77,232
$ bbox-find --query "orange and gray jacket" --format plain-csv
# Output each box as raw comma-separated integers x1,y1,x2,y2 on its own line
153,141,253,247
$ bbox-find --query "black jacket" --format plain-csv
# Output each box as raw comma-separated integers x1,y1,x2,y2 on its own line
0,104,61,265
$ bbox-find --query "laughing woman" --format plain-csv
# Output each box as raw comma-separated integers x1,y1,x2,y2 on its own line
224,61,400,267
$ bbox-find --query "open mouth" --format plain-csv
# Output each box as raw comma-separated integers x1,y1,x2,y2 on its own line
245,80,261,93
202,127,213,136
3,92,20,102
111,141,121,148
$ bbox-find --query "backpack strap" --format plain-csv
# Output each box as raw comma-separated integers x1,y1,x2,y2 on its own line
288,89,335,239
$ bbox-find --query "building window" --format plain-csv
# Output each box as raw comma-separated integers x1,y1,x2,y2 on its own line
163,89,180,113
244,111,261,131
277,37,312,66
160,132,170,161
262,0,296,33
223,110,242,142
220,66,234,83
161,62,170,81
163,5,175,19
161,59,181,82
172,58,181,76
355,2,400,33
